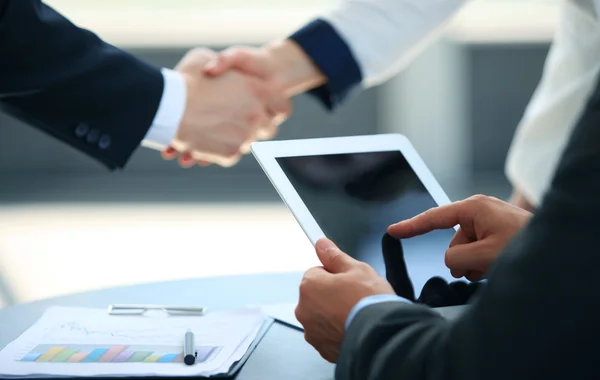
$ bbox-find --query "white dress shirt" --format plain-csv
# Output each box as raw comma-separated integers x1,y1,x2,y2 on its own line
505,0,600,206
141,68,186,151
322,0,467,88
321,0,600,206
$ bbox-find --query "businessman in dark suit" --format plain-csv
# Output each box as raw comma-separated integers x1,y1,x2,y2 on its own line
0,0,290,169
293,78,600,378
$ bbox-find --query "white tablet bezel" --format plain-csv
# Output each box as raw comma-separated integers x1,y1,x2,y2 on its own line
251,133,454,246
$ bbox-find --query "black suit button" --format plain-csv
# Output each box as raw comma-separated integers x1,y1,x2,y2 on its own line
98,134,111,150
86,128,100,144
74,123,89,137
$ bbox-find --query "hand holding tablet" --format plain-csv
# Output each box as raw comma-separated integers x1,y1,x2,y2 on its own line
251,134,461,293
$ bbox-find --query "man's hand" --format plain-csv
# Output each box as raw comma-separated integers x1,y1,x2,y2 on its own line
163,41,323,167
205,40,327,97
162,48,291,168
296,238,395,363
388,195,533,281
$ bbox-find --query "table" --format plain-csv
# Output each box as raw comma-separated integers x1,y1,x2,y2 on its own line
0,272,465,379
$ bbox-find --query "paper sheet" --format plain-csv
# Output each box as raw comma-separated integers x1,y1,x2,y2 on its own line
0,306,267,378
259,303,302,330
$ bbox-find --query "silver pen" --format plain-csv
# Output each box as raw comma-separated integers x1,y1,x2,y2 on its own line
183,329,197,365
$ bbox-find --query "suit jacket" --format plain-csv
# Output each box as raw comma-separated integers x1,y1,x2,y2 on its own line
0,0,163,169
335,78,600,379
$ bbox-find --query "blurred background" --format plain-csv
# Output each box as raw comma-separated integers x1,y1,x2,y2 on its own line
0,0,558,307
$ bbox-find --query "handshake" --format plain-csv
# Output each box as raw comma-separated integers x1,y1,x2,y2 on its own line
162,40,326,168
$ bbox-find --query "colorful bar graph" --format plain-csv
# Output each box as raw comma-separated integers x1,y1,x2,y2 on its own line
98,346,127,362
113,351,134,362
21,345,220,364
143,356,161,363
36,346,67,362
127,351,152,362
20,353,42,362
67,352,88,363
157,354,179,363
51,349,78,362
81,348,109,363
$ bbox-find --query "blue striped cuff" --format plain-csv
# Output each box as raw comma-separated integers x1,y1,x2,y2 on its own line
289,18,363,110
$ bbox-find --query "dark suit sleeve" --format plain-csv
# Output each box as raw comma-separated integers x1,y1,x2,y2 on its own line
0,0,164,169
288,19,363,110
335,79,600,379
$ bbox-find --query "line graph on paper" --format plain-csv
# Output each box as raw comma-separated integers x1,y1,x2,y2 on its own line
52,322,134,339
32,311,257,346
35,320,182,343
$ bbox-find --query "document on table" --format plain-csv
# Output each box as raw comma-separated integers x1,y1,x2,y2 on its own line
258,303,302,330
0,306,270,378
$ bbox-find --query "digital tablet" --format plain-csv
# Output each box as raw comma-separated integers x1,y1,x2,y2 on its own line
251,134,458,292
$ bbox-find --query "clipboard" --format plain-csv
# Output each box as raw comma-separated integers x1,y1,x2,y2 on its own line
211,318,273,378
20,318,274,380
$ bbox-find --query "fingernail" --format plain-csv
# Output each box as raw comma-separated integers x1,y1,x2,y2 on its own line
316,238,336,252
162,149,177,160
204,60,217,70
179,153,194,165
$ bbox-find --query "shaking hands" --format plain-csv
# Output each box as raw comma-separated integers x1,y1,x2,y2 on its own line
163,41,326,168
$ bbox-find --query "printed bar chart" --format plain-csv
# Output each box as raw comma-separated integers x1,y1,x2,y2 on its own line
157,354,179,363
50,349,78,362
36,346,67,362
98,345,127,362
20,345,220,364
20,353,42,362
113,351,134,362
143,356,161,363
127,352,151,363
67,352,88,363
82,349,109,362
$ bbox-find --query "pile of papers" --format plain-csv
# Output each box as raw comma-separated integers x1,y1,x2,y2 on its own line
0,306,270,378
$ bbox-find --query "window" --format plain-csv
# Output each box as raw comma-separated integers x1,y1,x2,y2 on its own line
44,0,337,46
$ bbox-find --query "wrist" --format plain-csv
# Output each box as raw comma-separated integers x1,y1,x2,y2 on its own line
265,39,327,97
171,73,201,150
142,68,187,151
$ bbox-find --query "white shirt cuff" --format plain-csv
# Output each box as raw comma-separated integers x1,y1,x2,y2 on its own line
141,68,187,151
345,294,411,330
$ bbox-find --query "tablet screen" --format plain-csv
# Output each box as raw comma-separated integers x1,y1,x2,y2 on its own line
276,150,457,293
